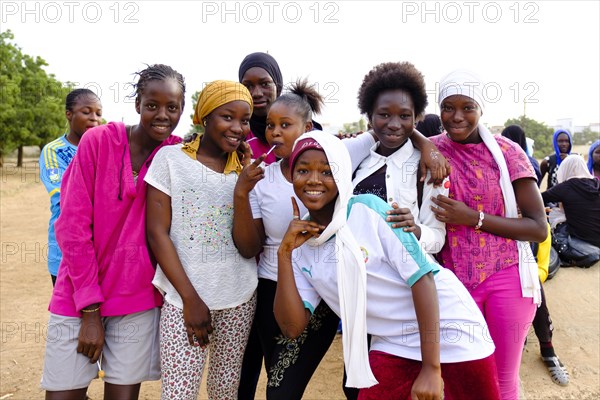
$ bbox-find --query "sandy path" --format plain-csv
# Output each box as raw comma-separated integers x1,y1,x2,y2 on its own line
1,162,598,399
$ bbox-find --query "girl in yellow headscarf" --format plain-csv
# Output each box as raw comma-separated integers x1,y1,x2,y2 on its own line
146,80,259,399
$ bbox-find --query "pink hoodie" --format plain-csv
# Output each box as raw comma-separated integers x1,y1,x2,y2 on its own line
50,122,181,317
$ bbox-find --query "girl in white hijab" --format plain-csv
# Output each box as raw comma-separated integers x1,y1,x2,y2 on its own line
274,131,500,399
430,69,548,400
543,154,600,266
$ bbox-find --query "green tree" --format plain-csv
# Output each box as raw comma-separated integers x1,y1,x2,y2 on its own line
0,30,22,166
184,90,204,142
340,118,367,135
0,30,67,166
504,115,554,159
573,127,600,146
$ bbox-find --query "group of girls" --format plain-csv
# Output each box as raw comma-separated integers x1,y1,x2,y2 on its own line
41,54,550,400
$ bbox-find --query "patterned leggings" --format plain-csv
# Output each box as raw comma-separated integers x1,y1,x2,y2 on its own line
160,294,256,400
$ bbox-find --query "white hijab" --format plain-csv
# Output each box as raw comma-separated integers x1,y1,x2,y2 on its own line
557,154,593,183
549,155,592,228
439,70,541,305
292,131,378,388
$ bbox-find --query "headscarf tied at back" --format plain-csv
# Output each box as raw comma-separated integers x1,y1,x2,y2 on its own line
501,125,528,153
552,129,573,166
185,80,253,175
587,140,600,174
192,80,253,126
289,131,378,389
439,69,541,305
238,52,283,96
557,154,593,183
415,114,443,138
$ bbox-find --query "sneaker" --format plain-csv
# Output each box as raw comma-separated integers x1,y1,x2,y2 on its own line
542,356,569,386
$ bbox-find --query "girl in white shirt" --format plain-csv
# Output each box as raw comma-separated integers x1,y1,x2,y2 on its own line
146,80,258,399
233,79,375,399
353,61,446,254
274,132,501,400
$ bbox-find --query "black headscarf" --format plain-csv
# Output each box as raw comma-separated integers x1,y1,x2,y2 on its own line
415,114,443,138
238,52,284,144
501,125,527,152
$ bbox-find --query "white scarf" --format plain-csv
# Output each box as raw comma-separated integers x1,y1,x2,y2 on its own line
293,131,378,388
439,69,541,305
557,154,593,183
478,124,541,304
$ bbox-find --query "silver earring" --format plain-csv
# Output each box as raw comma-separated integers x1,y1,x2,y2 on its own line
203,119,207,125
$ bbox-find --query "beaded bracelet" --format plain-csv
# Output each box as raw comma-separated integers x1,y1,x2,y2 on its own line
81,307,100,313
475,211,485,230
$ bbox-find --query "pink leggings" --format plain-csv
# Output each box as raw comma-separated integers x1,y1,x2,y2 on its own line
470,265,536,400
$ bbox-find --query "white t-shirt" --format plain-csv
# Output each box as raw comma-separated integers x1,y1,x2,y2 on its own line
292,195,494,363
250,133,375,281
145,145,257,310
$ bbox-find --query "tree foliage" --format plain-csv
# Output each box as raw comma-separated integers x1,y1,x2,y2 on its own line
573,127,600,146
504,115,554,159
340,118,367,135
184,90,204,142
0,30,69,166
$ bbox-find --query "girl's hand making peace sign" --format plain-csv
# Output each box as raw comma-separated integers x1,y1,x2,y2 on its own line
279,197,326,255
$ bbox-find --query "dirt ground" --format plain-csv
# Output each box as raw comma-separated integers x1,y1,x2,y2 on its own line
1,158,598,400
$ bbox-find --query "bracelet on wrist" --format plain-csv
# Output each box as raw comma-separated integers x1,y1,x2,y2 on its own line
474,211,485,230
81,306,100,313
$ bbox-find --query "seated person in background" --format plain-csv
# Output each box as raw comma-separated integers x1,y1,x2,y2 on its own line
542,155,600,268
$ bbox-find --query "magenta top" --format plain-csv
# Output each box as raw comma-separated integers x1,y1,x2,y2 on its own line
246,131,277,165
50,122,181,317
431,134,535,291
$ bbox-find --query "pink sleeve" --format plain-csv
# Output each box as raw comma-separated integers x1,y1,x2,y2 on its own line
55,133,104,311
499,137,535,182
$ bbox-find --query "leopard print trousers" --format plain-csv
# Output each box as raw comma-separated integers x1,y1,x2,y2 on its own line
159,293,256,399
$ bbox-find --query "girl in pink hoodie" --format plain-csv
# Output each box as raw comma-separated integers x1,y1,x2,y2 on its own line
42,64,185,400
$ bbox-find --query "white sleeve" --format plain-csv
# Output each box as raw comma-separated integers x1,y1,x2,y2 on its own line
416,174,448,254
292,253,322,314
343,133,376,172
249,186,262,219
367,205,437,286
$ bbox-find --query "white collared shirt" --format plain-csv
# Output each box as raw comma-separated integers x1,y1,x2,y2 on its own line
352,140,447,254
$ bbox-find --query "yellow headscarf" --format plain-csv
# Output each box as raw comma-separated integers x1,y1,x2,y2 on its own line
183,80,253,174
192,80,253,126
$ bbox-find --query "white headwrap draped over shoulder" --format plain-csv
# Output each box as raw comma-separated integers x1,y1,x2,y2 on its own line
290,131,378,388
439,70,541,305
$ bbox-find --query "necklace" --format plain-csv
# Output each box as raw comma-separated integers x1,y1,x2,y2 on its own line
128,126,139,178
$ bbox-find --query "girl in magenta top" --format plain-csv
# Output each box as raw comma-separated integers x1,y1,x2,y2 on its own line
42,64,185,400
430,70,547,400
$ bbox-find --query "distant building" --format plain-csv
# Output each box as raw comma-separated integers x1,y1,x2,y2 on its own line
554,119,599,134
554,118,573,133
489,125,504,135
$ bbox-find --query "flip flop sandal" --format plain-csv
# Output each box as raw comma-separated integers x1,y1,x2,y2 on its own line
542,356,570,386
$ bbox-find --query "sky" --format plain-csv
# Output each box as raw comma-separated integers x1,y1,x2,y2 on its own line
3,0,599,137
